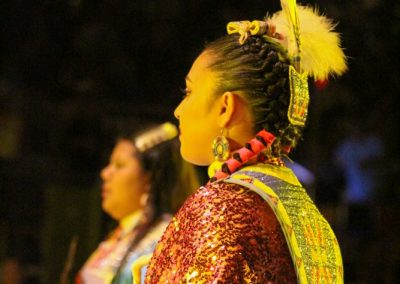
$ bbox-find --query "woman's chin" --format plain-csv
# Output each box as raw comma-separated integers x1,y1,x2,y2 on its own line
180,149,210,166
101,202,112,216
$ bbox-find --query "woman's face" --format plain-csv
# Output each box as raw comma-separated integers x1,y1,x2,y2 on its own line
100,140,149,220
174,51,221,166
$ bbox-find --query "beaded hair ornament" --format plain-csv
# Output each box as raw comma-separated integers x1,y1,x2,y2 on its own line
134,122,178,152
209,0,347,182
227,0,347,126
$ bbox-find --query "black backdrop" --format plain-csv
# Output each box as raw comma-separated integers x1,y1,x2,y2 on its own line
1,0,399,283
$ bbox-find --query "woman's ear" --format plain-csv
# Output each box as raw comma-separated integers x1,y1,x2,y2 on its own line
217,91,236,128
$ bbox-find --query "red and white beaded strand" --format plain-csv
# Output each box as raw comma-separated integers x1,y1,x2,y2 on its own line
209,129,277,183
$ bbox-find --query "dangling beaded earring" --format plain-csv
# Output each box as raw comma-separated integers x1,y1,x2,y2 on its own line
212,128,230,161
209,128,230,178
139,192,149,207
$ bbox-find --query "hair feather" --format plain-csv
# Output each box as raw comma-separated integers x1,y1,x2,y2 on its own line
268,6,347,80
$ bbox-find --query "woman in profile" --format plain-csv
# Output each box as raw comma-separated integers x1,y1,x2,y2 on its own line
145,1,347,283
76,122,200,284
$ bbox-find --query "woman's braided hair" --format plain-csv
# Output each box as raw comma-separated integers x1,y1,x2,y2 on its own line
205,34,303,157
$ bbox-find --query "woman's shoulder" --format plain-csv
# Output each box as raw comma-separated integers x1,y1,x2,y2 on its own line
184,180,267,208
145,180,295,283
176,180,277,228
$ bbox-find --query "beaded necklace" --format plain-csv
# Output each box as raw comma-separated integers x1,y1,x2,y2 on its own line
208,129,283,183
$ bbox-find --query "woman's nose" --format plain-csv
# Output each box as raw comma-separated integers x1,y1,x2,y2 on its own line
100,165,111,181
174,101,182,119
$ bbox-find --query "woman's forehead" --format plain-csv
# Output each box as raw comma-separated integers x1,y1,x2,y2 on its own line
187,51,217,82
112,140,136,156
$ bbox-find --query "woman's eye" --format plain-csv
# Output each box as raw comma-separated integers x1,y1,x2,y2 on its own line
114,162,124,169
180,87,191,99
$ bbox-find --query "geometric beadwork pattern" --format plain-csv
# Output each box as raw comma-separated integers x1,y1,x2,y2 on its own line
227,165,343,283
287,66,309,126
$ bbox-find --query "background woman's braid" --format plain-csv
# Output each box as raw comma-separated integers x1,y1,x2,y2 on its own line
206,35,303,157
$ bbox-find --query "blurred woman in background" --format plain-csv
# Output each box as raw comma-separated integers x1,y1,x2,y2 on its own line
76,122,200,284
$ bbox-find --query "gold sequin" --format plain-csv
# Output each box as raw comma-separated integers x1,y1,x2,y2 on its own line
145,180,296,283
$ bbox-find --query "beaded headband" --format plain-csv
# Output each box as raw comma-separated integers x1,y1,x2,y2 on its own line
134,122,178,152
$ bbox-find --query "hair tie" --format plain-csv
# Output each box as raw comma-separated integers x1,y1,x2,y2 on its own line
227,21,252,45
249,20,268,36
227,20,283,45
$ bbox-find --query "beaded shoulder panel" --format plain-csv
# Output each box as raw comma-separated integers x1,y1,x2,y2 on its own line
226,164,343,284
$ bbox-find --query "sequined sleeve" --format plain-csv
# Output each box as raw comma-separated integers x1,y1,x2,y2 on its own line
145,181,296,283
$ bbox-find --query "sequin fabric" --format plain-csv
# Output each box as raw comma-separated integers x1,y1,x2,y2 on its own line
145,181,297,283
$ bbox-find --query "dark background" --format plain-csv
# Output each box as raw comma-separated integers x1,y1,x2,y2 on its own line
1,0,399,283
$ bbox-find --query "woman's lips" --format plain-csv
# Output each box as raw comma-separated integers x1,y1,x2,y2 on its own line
101,186,110,199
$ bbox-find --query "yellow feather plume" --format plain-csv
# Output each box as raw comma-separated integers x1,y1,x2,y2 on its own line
279,0,301,58
268,6,347,81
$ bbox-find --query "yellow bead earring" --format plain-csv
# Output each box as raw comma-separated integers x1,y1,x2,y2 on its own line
212,128,230,161
208,128,230,178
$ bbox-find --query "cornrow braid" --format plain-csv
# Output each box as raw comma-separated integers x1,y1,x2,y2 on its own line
205,35,303,157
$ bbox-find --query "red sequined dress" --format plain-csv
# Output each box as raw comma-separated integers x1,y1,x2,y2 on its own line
145,163,343,283
145,171,296,282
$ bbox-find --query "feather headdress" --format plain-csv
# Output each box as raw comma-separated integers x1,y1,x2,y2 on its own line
268,3,347,81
